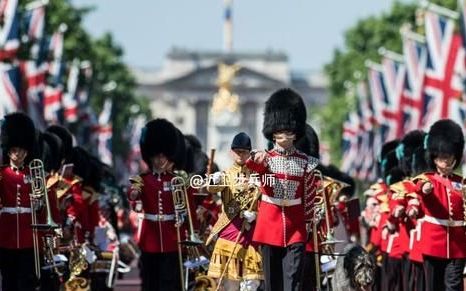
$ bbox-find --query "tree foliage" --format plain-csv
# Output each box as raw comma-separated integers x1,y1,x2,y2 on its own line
321,0,456,167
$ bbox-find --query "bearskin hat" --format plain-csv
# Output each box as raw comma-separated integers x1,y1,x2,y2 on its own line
172,128,187,171
381,150,402,180
41,132,63,172
140,119,179,168
46,125,73,162
412,146,431,176
397,130,425,176
295,123,319,158
377,139,399,177
385,167,406,186
262,88,307,140
427,119,464,169
1,112,36,163
70,147,91,181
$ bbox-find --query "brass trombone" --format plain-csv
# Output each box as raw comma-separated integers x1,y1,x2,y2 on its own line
171,175,208,291
29,159,60,280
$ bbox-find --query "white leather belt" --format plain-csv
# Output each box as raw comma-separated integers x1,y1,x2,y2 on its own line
143,213,175,222
424,215,466,227
0,207,32,214
261,195,301,207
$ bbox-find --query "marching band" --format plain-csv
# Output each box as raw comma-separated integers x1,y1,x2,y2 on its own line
2,88,466,291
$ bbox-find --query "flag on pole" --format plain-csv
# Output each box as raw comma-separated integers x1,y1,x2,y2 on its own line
95,99,113,166
0,0,20,60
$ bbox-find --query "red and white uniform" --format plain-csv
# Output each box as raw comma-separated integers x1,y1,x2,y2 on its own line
415,172,466,259
246,148,319,247
0,166,34,249
127,172,197,253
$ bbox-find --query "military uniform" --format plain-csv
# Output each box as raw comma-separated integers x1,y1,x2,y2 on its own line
0,113,38,291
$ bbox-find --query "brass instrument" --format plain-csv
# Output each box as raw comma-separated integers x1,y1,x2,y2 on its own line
309,170,350,290
28,159,60,280
172,175,208,291
64,243,90,291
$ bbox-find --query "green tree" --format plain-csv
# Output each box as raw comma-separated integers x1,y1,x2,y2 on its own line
321,0,457,169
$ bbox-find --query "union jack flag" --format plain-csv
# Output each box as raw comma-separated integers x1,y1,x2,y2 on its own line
94,99,113,166
20,61,47,128
0,0,19,60
0,63,21,115
401,29,427,132
341,111,361,177
63,60,79,123
380,54,406,138
43,85,62,124
423,9,465,128
23,0,47,60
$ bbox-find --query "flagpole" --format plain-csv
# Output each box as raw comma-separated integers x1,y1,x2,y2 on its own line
400,23,426,43
378,47,404,63
419,0,459,19
365,60,383,72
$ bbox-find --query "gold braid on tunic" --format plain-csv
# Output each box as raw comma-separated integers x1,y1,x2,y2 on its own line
205,164,259,246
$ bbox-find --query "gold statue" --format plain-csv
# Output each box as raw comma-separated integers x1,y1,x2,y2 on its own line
212,63,241,113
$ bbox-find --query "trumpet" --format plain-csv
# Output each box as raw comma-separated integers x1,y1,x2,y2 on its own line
28,159,60,280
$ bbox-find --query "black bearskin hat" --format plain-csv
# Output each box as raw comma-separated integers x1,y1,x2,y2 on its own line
1,112,36,163
46,125,73,162
295,124,319,158
427,119,464,169
70,147,91,181
41,132,63,172
381,150,402,180
412,146,431,176
385,167,405,185
262,88,307,140
377,139,399,177
140,119,179,168
172,128,187,171
397,130,425,176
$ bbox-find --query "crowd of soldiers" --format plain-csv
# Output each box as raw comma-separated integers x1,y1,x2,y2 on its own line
0,112,131,291
1,87,466,291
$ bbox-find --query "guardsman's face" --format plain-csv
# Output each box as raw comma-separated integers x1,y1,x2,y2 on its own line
151,154,169,173
434,154,456,175
8,147,27,165
273,130,296,150
231,149,250,166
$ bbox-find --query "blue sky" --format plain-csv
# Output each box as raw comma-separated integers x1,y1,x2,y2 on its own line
72,0,408,71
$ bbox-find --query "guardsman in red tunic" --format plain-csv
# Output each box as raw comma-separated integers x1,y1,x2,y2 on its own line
0,112,38,291
385,130,425,291
127,118,186,291
412,119,466,291
361,139,399,291
246,89,319,291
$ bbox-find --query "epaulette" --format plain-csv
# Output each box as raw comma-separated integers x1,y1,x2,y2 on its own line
129,175,144,191
46,173,60,189
412,173,431,183
71,175,82,186
390,181,406,200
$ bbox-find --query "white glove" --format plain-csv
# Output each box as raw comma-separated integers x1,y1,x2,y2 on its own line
211,171,222,185
243,210,256,223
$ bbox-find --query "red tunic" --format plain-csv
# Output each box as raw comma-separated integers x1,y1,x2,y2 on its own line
246,148,319,248
0,166,34,249
416,172,466,259
128,172,195,253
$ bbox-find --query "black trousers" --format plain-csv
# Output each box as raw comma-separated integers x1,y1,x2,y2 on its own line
301,252,317,291
0,248,38,291
423,255,465,291
140,251,181,291
261,243,304,291
382,256,403,291
409,261,425,291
